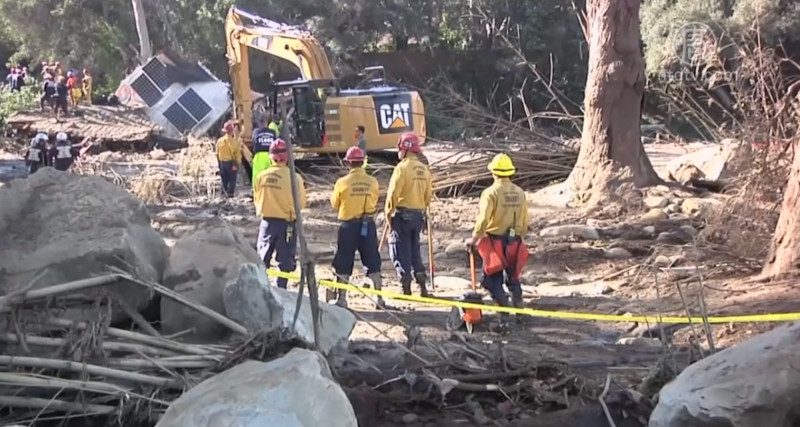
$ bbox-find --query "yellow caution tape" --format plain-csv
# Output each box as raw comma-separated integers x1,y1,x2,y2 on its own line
266,269,800,324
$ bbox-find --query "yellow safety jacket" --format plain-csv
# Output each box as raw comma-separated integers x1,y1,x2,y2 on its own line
216,135,242,164
385,153,432,218
254,163,307,220
472,178,529,238
331,168,379,221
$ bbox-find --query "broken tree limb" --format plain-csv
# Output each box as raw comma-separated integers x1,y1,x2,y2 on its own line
0,372,130,395
0,395,116,414
0,355,180,388
0,274,124,308
42,317,217,356
106,358,217,370
0,333,179,357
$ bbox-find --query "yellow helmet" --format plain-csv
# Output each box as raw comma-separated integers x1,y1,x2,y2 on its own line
488,153,516,177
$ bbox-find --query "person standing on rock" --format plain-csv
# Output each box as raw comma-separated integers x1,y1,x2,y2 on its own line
81,68,93,105
468,153,529,318
216,120,242,198
329,146,383,308
54,76,69,121
254,139,307,289
385,132,433,297
25,132,48,175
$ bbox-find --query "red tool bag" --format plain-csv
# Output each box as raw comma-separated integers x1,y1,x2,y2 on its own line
476,235,529,280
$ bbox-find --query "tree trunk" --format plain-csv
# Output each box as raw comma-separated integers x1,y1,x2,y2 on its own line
763,144,800,277
568,0,660,201
131,0,152,64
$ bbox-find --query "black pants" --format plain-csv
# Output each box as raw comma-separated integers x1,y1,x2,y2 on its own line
257,218,298,288
388,209,426,281
218,161,237,196
332,218,381,276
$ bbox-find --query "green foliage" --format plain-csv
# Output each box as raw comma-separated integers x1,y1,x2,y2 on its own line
641,0,800,75
0,86,39,128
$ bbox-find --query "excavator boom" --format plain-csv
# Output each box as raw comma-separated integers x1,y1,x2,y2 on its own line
225,7,334,139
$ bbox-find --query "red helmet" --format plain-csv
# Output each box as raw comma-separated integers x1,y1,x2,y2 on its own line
397,132,421,153
344,146,365,162
222,120,236,134
270,138,288,163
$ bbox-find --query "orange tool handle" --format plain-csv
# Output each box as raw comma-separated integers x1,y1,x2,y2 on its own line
468,248,477,291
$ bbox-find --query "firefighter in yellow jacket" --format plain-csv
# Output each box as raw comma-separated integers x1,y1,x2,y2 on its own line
385,132,433,296
253,139,307,289
329,146,383,308
468,153,529,310
216,121,242,198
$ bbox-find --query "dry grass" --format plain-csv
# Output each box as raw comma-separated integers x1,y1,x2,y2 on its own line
178,137,219,198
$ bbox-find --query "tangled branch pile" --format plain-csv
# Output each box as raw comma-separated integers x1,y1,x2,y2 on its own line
0,273,293,425
431,146,577,198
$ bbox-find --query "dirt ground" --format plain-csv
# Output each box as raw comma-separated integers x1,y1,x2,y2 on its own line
2,138,798,425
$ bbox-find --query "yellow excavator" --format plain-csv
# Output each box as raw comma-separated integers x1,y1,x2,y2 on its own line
224,7,426,154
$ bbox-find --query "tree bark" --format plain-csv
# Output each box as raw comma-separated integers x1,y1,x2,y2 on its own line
568,0,660,201
131,0,152,64
763,143,800,277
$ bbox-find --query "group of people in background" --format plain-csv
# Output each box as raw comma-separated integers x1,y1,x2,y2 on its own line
3,61,93,122
39,62,93,121
216,121,530,327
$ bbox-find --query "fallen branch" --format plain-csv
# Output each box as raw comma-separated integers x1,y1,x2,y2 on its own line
0,395,116,415
599,375,617,427
0,333,179,357
42,317,217,356
0,355,180,388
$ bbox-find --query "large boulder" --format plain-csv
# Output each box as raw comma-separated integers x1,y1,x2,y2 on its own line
157,348,357,427
650,322,800,427
667,141,743,183
0,169,167,312
223,264,356,355
161,219,260,342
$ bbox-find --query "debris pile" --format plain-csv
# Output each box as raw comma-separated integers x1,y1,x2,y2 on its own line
5,105,160,148
430,146,577,197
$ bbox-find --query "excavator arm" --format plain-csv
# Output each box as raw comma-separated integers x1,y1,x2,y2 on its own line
225,7,335,141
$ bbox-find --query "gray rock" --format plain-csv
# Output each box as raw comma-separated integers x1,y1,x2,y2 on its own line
161,220,260,342
679,224,698,237
616,337,661,348
663,204,680,214
156,208,188,222
401,413,419,424
642,226,657,236
650,322,800,427
640,208,668,223
0,169,167,316
223,264,356,355
603,247,633,259
656,229,693,245
157,348,357,427
681,198,721,217
150,149,168,160
444,240,466,256
539,225,599,240
643,196,669,209
668,213,690,221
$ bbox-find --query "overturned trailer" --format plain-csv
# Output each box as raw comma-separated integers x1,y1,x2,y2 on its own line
116,50,231,139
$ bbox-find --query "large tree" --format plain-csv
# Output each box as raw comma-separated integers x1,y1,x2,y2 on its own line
763,148,800,277
568,0,660,203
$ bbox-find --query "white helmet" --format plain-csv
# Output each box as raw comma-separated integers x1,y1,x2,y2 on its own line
56,132,68,142
35,132,48,142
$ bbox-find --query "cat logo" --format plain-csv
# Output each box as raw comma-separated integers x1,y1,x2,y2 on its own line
373,93,413,134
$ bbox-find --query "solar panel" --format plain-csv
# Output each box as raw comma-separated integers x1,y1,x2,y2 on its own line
163,102,197,133
130,75,163,107
177,88,212,121
142,58,170,91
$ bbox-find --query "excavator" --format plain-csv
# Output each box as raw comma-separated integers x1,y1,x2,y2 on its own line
224,7,427,154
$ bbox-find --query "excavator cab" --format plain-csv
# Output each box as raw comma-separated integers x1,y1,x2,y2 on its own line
270,79,334,147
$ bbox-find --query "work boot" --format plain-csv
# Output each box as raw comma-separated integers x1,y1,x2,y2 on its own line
369,272,386,309
334,275,350,308
401,278,413,296
414,272,431,298
336,290,348,309
511,291,523,309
